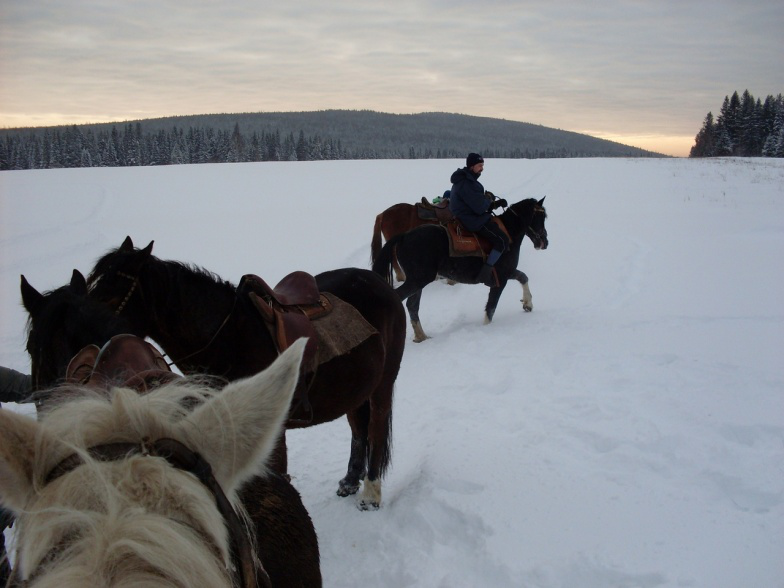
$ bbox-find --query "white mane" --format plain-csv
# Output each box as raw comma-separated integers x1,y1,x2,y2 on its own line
0,339,305,587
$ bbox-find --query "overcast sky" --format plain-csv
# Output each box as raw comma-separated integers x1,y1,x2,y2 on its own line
1,1,781,156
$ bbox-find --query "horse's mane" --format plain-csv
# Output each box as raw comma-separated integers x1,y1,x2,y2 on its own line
16,379,246,587
88,248,236,296
511,197,547,218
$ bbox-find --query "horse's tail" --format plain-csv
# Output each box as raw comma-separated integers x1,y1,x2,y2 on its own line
372,234,403,285
370,214,384,266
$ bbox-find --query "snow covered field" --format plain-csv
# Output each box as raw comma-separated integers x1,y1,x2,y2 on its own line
1,156,783,587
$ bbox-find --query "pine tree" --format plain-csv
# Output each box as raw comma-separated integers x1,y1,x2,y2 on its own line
690,112,716,157
296,130,307,161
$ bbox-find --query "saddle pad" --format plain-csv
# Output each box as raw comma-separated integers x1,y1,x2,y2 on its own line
312,293,378,365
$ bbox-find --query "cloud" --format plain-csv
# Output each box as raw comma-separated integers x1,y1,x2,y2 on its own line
1,0,782,156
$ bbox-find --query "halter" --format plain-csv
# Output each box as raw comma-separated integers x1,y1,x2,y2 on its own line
25,437,270,588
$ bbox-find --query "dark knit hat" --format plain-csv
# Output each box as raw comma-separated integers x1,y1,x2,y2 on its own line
466,153,484,167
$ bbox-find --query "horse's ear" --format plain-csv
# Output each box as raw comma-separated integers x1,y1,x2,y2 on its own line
179,338,306,495
121,236,134,252
0,410,42,512
141,240,154,257
70,269,88,295
20,275,44,315
538,196,546,206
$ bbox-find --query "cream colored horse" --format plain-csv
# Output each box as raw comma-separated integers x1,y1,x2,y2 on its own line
0,339,306,588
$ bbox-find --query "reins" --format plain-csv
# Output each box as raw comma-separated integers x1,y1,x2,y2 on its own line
166,295,237,367
106,269,238,370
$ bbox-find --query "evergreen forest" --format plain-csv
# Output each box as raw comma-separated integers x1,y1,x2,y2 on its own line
0,110,659,170
690,91,784,157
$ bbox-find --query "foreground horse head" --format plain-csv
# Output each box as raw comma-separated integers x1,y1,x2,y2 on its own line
21,269,137,393
0,340,306,588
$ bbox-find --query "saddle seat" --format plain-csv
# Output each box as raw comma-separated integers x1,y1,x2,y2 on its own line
239,272,330,369
66,334,177,392
416,197,454,223
443,216,511,258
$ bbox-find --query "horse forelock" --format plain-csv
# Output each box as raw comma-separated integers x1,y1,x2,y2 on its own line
16,380,243,587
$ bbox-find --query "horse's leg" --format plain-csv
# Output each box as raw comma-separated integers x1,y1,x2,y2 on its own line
404,290,429,342
484,280,509,323
358,371,395,511
392,248,406,282
338,403,369,497
392,276,431,342
510,269,533,312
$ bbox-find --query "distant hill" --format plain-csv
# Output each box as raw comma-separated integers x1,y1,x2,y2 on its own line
1,110,663,170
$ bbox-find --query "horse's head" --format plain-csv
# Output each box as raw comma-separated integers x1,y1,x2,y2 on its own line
21,269,137,392
522,196,548,250
87,236,155,327
0,339,306,588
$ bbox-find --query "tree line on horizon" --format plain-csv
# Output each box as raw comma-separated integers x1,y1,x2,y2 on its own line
0,121,584,171
690,90,784,158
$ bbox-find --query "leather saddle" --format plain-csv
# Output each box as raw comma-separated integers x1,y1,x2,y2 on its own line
239,272,331,365
239,272,333,423
417,197,454,223
443,216,511,258
65,334,178,392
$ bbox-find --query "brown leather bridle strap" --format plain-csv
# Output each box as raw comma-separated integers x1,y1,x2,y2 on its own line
114,271,138,316
44,438,269,588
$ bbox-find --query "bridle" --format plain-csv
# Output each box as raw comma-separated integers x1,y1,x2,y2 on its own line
505,203,547,245
15,437,270,588
102,269,238,368
114,271,138,315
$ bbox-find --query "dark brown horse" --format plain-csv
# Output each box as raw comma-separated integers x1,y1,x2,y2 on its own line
87,237,407,510
371,200,449,281
373,197,549,342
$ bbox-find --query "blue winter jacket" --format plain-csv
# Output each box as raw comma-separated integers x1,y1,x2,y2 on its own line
449,167,491,231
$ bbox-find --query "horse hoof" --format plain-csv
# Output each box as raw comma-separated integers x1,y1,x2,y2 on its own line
337,482,360,497
357,499,380,511
412,335,430,343
521,299,533,312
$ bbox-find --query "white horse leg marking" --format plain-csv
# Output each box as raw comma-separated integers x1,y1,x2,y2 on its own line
357,476,382,511
521,282,533,312
411,320,430,343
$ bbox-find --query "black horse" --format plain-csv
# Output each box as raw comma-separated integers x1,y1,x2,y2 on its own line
372,197,548,342
21,269,139,394
86,237,407,510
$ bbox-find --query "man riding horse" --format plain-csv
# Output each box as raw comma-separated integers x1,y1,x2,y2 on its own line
449,153,509,286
